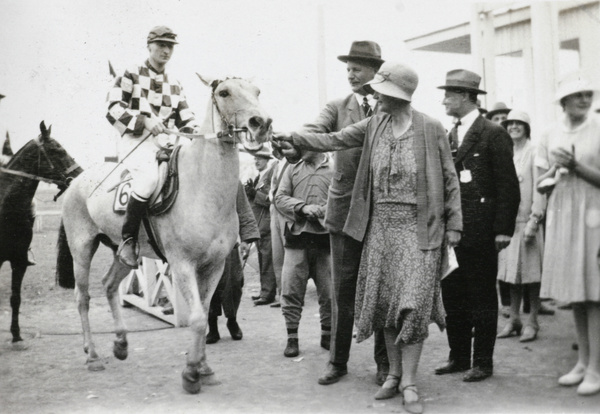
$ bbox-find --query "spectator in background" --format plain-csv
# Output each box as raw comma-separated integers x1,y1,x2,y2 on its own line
275,150,333,358
536,74,600,396
245,148,277,306
496,110,546,343
485,102,511,125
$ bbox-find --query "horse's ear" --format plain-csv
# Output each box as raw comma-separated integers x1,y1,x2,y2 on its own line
196,73,213,87
39,121,51,140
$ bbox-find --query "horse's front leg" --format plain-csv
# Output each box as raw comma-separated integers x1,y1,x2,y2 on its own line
10,262,26,344
176,261,224,394
103,257,131,361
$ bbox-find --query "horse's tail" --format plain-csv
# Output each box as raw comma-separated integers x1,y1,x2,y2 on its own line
56,220,75,289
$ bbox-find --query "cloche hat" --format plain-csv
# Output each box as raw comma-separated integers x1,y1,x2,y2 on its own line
438,69,487,95
501,109,531,128
337,41,384,67
366,61,418,102
554,72,597,102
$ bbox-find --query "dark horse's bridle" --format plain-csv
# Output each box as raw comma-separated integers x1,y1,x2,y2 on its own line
0,138,80,201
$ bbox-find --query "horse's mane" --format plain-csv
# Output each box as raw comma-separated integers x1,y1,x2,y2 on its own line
5,139,38,169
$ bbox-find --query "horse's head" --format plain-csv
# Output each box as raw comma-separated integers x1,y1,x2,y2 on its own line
197,75,272,152
6,121,83,191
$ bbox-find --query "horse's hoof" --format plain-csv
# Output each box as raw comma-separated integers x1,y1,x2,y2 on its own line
11,341,29,351
86,359,105,372
113,340,128,361
182,366,201,394
200,374,221,386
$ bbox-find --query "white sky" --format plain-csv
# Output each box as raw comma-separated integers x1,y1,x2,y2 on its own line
0,0,548,167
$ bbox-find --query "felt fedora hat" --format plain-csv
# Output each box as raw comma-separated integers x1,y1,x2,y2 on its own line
250,146,273,159
554,72,598,102
438,69,487,95
337,41,384,67
366,61,418,102
147,25,179,44
485,102,511,119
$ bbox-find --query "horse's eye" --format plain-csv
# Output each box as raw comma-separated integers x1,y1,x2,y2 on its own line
219,90,229,98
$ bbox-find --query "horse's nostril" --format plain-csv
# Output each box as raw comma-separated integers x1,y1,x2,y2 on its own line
248,116,263,130
264,118,273,131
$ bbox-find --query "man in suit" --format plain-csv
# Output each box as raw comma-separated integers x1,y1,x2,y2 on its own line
434,69,520,382
244,148,277,306
296,41,388,386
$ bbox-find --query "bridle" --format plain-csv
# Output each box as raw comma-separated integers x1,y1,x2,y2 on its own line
0,137,80,200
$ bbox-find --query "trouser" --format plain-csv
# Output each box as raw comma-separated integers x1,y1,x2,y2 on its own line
442,242,498,369
257,231,276,300
209,247,243,320
270,205,286,296
329,232,388,367
119,134,162,199
281,245,331,330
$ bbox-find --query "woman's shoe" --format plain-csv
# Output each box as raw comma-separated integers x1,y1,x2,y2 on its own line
374,375,400,400
519,324,538,342
558,363,587,386
401,384,423,414
497,321,523,338
577,371,600,396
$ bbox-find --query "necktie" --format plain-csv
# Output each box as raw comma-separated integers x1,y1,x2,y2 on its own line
362,97,372,117
449,119,461,158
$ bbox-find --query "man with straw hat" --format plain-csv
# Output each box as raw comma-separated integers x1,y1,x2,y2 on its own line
434,69,520,382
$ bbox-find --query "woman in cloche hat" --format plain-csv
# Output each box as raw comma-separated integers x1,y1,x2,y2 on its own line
536,73,600,396
275,61,462,413
496,109,546,343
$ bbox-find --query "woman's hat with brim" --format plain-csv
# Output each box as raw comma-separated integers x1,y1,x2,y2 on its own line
438,69,487,95
501,109,531,128
485,102,511,120
337,41,384,67
366,61,418,102
554,73,598,102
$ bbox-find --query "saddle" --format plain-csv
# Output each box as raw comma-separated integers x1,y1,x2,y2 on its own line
113,145,182,216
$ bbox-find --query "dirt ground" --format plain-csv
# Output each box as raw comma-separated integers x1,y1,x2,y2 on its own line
1,215,600,414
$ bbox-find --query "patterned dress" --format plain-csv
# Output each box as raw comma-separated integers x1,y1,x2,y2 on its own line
354,123,446,345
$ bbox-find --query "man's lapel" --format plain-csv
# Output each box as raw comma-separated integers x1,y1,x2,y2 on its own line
347,95,363,124
454,116,483,165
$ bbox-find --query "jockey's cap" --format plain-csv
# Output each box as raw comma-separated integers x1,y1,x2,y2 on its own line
147,26,178,44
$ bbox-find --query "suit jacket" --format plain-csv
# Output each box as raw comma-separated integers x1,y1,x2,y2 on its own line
250,162,276,236
301,93,372,234
291,110,462,250
453,115,520,248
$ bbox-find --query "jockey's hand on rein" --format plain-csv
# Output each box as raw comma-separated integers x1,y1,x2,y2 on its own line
144,116,166,136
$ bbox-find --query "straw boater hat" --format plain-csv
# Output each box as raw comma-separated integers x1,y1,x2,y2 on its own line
337,41,384,67
486,102,511,120
501,109,531,137
147,26,178,44
366,61,418,102
438,69,487,95
251,146,273,159
554,72,598,102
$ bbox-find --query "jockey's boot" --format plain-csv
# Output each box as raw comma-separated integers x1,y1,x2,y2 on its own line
117,196,148,269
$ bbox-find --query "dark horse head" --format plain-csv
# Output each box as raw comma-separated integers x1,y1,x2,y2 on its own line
0,121,83,343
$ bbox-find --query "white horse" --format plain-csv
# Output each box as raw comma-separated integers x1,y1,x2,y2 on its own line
56,76,272,393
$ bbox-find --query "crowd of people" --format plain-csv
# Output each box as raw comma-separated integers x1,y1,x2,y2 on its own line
102,26,599,414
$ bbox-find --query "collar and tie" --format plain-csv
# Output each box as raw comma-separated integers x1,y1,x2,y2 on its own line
362,96,373,117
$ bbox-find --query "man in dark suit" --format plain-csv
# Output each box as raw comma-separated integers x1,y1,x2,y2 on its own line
244,148,277,306
434,69,520,382
297,41,389,386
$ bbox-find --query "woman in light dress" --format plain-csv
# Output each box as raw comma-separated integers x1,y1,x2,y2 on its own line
497,110,546,342
536,74,600,396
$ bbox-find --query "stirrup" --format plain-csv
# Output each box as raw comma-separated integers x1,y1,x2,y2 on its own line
117,237,139,269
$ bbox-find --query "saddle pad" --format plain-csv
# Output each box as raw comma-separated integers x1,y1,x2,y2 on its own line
113,145,181,215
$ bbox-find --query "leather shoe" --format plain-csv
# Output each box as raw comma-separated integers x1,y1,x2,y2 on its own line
376,363,390,386
558,363,586,386
317,363,348,385
270,301,281,308
434,360,470,375
577,371,600,396
254,298,274,306
251,295,261,300
206,329,220,344
538,303,555,315
284,338,299,357
226,319,243,340
463,366,493,382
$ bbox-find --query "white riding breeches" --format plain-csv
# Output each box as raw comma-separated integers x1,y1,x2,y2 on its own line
119,133,163,200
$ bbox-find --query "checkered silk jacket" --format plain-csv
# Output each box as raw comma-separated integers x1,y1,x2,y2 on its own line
106,60,197,136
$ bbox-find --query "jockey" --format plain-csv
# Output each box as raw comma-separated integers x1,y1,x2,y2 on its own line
106,26,200,268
